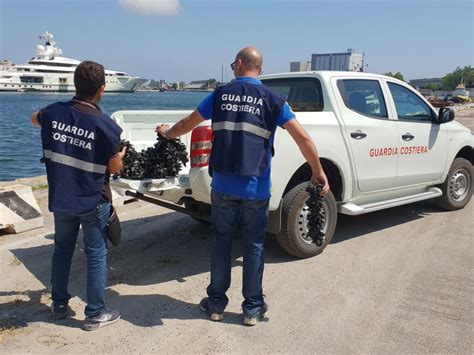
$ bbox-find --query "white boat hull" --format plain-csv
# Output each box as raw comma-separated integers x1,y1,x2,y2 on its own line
0,74,147,93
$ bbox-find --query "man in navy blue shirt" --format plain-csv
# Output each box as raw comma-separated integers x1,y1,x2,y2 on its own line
32,61,126,331
157,47,329,326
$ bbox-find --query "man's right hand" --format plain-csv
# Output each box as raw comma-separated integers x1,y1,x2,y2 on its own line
311,171,330,197
284,119,330,197
156,124,171,139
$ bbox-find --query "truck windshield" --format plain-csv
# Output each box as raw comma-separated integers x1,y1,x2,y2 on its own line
261,77,324,112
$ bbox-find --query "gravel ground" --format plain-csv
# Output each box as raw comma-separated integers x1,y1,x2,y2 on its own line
0,109,472,354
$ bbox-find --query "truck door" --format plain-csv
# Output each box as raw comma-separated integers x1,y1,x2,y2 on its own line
385,81,448,186
332,78,399,192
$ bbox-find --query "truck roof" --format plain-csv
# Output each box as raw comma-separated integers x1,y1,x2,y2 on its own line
259,71,396,81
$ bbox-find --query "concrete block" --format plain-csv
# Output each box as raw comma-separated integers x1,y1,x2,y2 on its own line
0,185,44,234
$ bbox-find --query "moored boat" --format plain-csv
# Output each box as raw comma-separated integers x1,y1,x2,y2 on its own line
0,32,147,93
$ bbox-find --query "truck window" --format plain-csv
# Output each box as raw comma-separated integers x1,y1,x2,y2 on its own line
337,79,388,118
261,78,323,112
387,82,433,122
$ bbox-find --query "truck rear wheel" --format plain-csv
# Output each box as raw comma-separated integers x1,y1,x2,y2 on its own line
277,182,337,258
436,158,473,210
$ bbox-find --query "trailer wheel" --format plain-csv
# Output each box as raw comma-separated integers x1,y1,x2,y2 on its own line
436,158,473,210
277,182,337,258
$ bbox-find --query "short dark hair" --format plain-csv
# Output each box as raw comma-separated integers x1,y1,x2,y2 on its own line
74,61,105,99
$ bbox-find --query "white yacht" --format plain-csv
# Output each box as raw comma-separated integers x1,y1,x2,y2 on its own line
0,32,147,92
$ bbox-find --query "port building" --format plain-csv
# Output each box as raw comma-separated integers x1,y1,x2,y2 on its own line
290,61,311,72
311,49,364,71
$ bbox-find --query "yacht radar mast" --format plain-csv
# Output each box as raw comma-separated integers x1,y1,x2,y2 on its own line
36,31,63,59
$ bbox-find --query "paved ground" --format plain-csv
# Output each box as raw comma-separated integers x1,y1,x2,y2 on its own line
0,110,472,353
455,107,474,132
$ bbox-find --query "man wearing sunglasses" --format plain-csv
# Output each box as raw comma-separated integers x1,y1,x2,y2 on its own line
156,47,329,326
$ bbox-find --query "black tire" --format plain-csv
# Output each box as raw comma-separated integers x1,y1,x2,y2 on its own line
436,158,473,210
277,182,337,258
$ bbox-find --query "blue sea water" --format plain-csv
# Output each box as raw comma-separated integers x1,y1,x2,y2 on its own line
0,91,208,181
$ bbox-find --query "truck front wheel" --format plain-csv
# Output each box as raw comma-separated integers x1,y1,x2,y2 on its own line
436,158,473,210
277,182,337,258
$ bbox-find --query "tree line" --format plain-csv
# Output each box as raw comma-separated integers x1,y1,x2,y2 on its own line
385,66,474,91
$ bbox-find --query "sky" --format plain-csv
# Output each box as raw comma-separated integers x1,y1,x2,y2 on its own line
0,0,472,82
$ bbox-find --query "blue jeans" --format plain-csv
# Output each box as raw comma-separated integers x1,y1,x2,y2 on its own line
51,202,110,317
207,190,269,316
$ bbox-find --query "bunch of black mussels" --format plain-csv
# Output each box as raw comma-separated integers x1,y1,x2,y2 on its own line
116,134,189,180
305,184,326,246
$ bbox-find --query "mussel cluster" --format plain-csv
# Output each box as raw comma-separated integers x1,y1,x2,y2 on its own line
118,141,146,179
116,135,188,179
305,184,326,246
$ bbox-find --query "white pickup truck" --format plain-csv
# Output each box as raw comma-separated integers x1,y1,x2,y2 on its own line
111,71,473,258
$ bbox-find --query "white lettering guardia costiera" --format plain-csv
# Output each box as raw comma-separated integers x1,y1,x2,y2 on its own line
52,121,95,140
220,94,263,116
220,103,261,116
221,94,263,106
51,120,95,150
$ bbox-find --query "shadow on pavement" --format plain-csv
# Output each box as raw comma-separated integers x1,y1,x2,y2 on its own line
106,290,244,327
331,201,443,244
7,212,265,328
5,200,442,328
0,289,82,330
0,289,244,330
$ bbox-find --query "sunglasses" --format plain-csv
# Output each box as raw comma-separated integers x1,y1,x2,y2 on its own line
230,60,263,75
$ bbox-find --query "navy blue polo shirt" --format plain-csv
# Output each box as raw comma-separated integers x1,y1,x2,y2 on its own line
198,77,295,200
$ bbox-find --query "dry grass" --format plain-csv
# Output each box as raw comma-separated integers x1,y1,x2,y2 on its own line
0,225,16,236
10,255,22,266
36,334,68,349
0,317,30,343
0,290,51,343
32,184,48,191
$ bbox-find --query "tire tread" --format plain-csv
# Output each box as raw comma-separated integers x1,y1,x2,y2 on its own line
277,182,337,258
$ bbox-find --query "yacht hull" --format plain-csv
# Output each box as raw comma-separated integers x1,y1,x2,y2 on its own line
0,76,147,93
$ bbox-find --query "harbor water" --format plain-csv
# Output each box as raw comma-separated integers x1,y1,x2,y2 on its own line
0,91,208,181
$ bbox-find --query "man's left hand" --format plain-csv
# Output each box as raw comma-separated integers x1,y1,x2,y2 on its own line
31,112,41,127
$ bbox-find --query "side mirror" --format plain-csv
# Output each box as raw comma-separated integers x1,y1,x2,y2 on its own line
438,107,455,124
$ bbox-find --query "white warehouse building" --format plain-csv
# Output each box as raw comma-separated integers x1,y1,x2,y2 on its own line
290,61,311,72
311,49,365,72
